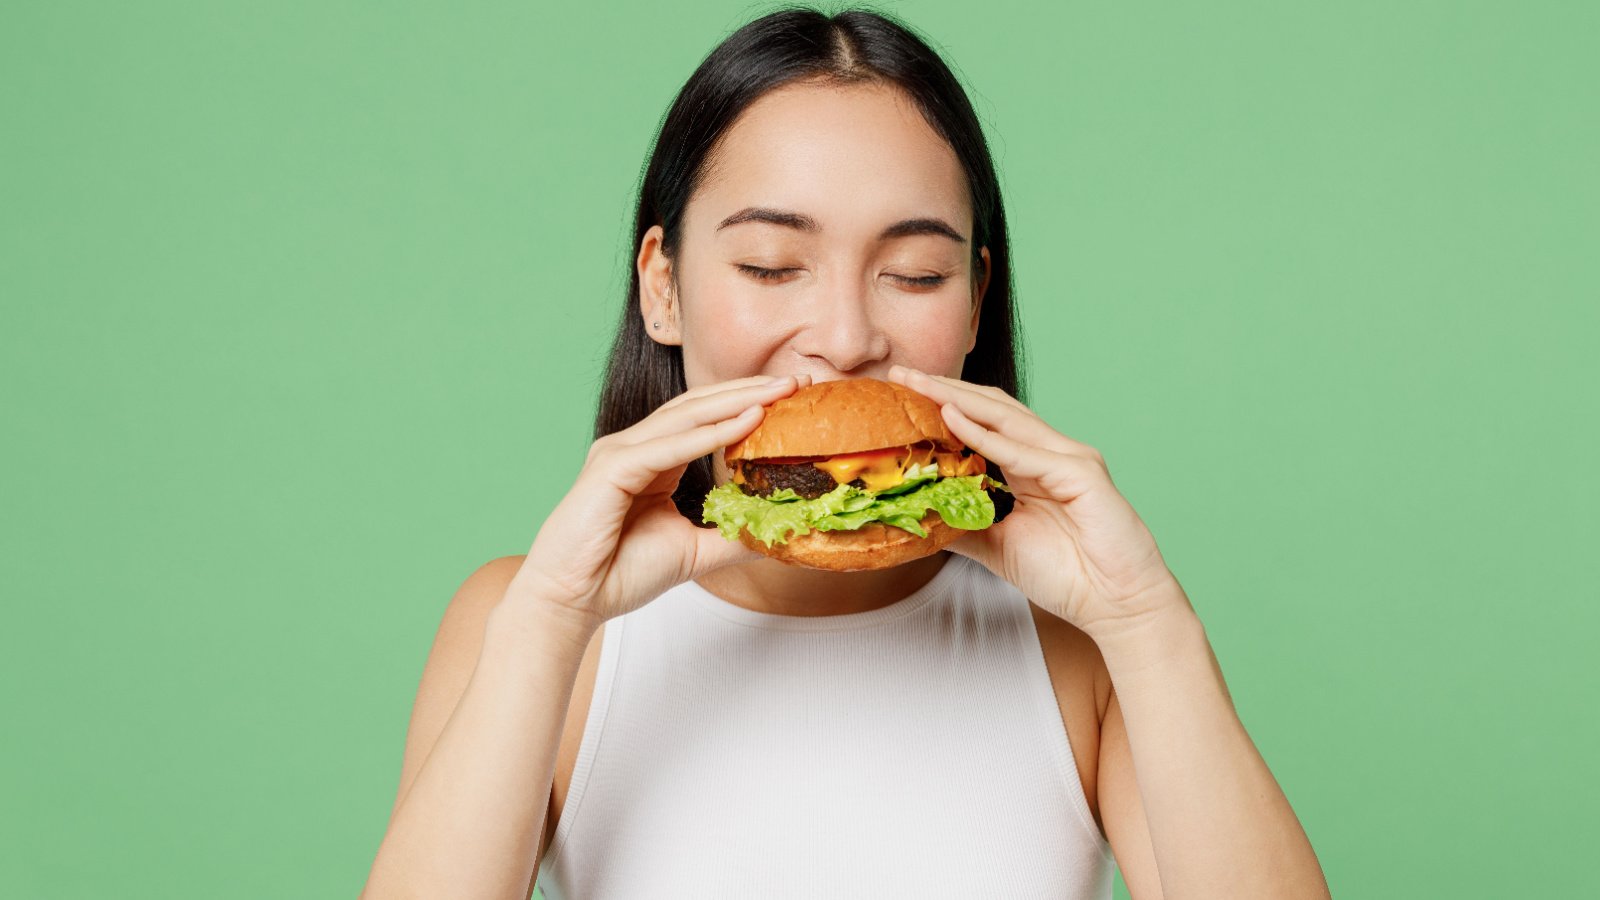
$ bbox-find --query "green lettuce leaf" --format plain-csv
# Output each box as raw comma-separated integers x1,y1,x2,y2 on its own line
702,470,1007,548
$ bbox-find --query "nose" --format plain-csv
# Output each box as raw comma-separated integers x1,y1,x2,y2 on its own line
791,274,890,376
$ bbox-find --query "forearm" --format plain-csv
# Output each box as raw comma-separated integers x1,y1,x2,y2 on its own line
1095,589,1330,900
362,596,599,900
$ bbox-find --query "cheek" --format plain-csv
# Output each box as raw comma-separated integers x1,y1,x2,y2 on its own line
883,296,977,377
677,276,790,385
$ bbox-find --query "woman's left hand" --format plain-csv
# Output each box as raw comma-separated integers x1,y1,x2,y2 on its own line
888,365,1193,642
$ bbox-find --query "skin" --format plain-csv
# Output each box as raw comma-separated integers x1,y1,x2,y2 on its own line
636,77,991,617
363,77,1332,900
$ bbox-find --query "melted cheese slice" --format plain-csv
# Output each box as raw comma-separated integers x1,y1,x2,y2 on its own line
942,451,985,477
814,448,906,491
811,445,986,491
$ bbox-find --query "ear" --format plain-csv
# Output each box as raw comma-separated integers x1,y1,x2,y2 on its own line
966,246,991,355
637,224,682,346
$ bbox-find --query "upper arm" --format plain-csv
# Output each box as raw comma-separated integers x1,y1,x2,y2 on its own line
389,554,528,822
1099,682,1165,900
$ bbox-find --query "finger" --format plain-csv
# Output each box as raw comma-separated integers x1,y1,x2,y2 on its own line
888,366,1093,460
888,364,1031,414
945,524,1004,578
624,374,810,445
941,403,1104,503
656,372,813,416
690,520,764,575
596,404,767,496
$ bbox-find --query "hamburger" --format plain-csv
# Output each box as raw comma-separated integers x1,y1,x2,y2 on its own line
701,377,1011,572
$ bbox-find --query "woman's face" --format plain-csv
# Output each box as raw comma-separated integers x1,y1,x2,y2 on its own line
637,79,990,389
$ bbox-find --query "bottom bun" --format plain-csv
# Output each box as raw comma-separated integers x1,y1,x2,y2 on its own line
738,511,966,572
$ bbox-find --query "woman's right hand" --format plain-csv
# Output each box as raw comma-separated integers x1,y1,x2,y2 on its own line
505,374,811,627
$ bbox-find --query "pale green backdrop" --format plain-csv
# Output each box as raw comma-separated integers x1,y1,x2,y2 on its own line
3,1,1595,897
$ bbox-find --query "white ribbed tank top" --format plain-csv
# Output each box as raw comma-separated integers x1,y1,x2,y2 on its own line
536,553,1114,899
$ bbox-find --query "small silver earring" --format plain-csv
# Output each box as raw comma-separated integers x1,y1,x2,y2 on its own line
652,321,661,329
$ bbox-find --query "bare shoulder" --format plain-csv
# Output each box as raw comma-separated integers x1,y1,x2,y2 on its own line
427,554,529,640
424,554,529,688
1027,602,1113,837
457,555,529,610
1027,604,1113,722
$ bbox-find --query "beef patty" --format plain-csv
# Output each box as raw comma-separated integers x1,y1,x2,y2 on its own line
738,461,861,499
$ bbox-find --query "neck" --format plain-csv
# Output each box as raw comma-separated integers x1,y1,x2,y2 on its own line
694,551,952,618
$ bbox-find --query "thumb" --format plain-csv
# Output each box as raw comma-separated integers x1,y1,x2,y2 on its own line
946,525,1005,580
690,523,764,577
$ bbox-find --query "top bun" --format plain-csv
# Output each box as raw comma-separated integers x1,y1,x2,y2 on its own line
725,377,962,461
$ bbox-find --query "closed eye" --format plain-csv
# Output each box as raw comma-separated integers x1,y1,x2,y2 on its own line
736,264,800,282
893,274,948,289
736,264,948,289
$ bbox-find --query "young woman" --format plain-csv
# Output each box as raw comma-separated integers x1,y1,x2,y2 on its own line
363,9,1329,899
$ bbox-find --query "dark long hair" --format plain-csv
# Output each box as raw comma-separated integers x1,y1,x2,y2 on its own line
594,6,1025,520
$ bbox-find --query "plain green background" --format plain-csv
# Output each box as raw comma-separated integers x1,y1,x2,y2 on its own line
3,1,1595,896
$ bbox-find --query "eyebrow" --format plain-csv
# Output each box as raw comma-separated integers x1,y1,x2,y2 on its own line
715,206,968,244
